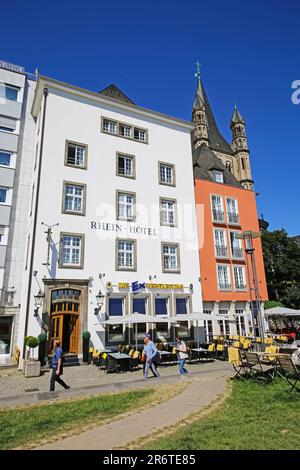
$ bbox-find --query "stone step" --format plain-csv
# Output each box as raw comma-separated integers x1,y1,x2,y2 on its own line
46,354,82,369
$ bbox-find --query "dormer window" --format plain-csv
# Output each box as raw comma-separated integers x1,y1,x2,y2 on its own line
212,170,224,183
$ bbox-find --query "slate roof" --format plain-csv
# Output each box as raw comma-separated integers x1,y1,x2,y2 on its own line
193,79,233,155
193,143,242,187
98,84,135,104
193,79,205,110
231,105,245,126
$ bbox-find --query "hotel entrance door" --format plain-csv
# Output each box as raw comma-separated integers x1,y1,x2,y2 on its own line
50,289,80,353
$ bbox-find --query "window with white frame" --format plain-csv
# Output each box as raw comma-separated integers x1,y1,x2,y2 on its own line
66,142,87,168
230,231,243,259
109,297,124,316
212,170,224,183
63,183,85,214
0,187,8,204
203,309,212,315
160,199,176,226
119,123,132,138
0,151,11,166
61,234,83,267
117,239,136,270
233,266,247,290
133,297,147,315
134,127,146,142
211,195,224,222
102,118,117,134
214,229,228,257
204,320,213,342
117,154,135,178
226,198,240,224
175,298,188,315
235,309,246,335
117,192,135,220
159,163,175,185
155,297,169,316
162,243,180,272
0,84,19,101
217,265,231,290
218,319,230,336
219,309,229,315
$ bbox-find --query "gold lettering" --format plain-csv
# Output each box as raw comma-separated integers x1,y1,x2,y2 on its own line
118,283,129,288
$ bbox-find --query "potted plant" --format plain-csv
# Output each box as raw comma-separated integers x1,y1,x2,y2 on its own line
82,331,91,364
38,333,47,366
24,336,41,377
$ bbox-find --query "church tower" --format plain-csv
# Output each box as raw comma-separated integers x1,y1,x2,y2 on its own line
192,64,209,149
230,106,254,190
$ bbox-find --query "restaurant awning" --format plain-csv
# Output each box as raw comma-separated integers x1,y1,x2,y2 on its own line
264,307,300,317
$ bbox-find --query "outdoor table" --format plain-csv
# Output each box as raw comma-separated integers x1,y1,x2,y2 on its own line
107,352,132,373
188,348,209,363
159,350,177,365
279,346,298,355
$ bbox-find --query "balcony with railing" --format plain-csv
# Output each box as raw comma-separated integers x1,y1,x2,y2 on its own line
212,209,225,223
231,247,243,259
215,244,228,258
227,212,240,225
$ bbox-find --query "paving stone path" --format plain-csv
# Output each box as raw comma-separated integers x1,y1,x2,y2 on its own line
0,361,231,409
33,367,231,450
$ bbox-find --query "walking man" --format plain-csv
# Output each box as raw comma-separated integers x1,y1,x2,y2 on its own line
50,340,70,392
176,335,189,375
143,333,160,379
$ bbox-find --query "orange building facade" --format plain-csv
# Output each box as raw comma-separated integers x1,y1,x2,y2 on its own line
191,73,268,340
195,178,268,339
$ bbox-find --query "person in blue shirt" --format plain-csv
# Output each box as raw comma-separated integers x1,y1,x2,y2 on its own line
50,340,70,392
143,333,160,379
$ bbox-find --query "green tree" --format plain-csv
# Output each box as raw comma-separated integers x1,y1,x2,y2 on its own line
261,229,300,309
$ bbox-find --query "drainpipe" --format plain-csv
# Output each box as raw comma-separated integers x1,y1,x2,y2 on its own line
23,87,49,358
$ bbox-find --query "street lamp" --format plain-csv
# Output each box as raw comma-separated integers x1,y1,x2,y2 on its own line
33,289,45,317
94,290,105,315
236,230,264,342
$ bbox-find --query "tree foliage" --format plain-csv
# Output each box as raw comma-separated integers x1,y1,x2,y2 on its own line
261,229,300,309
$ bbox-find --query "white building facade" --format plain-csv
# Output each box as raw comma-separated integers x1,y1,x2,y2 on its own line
0,61,36,363
17,76,203,358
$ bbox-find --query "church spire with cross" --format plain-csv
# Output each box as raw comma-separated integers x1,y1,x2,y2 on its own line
192,61,209,148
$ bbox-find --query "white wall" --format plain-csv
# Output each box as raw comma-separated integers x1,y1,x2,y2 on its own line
18,83,203,352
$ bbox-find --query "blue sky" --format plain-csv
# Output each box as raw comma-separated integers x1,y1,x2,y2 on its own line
2,0,299,235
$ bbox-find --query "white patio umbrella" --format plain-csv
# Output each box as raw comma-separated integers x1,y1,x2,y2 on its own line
97,313,170,350
264,307,300,317
169,312,207,347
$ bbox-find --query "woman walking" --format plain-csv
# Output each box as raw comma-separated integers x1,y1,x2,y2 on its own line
143,333,160,379
176,335,189,375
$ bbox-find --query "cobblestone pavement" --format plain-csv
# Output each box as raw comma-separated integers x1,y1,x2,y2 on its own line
0,360,231,402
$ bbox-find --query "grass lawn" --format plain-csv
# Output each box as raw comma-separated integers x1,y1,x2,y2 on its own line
0,388,154,449
144,379,300,450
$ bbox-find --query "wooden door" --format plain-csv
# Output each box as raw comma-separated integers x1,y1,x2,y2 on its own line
69,315,79,354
